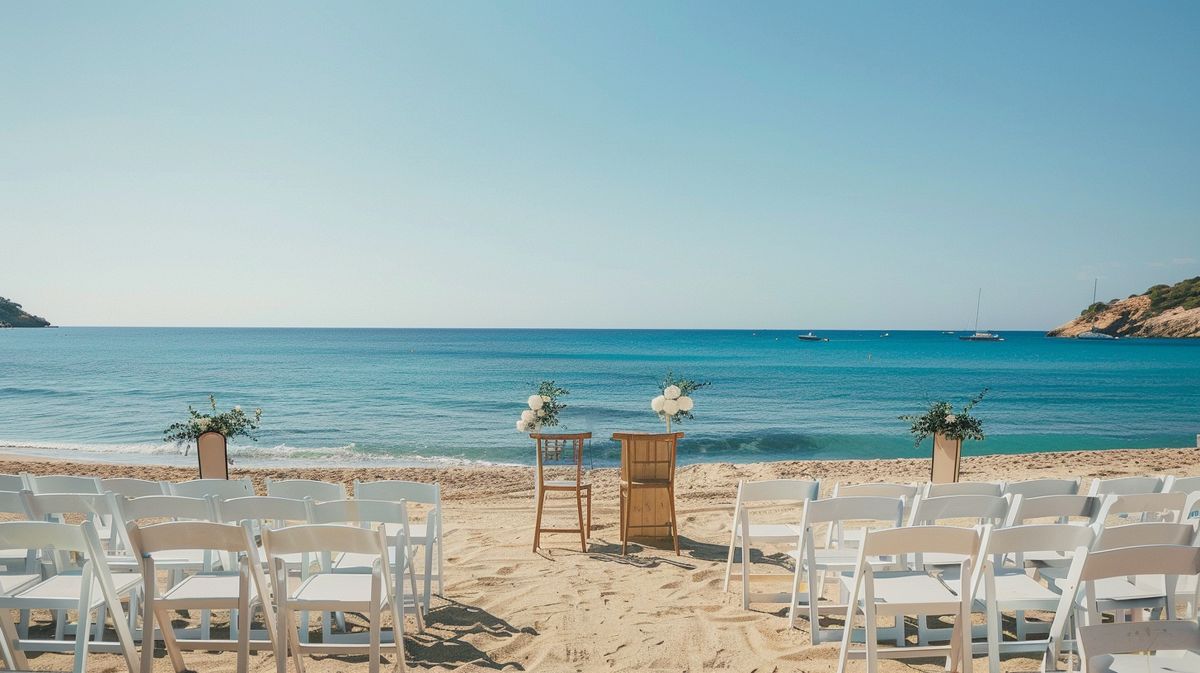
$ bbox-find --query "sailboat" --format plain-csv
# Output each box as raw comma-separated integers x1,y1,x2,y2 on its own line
1076,278,1118,341
797,331,829,342
959,289,1004,341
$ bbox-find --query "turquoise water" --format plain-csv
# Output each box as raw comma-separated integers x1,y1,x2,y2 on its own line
0,328,1197,466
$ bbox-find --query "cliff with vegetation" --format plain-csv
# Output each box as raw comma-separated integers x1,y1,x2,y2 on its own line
1047,277,1200,338
0,296,50,327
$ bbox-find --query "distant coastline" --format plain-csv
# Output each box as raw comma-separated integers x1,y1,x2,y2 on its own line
0,296,50,328
1047,276,1200,338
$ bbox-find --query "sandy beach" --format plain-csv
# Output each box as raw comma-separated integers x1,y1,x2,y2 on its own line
4,446,1200,672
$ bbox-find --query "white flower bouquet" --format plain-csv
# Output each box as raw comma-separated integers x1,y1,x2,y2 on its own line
515,381,569,433
650,372,709,431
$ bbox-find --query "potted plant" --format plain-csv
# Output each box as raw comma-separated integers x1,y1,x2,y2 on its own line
899,389,987,483
164,396,263,477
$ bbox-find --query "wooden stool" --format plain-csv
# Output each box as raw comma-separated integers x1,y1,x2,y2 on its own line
531,432,592,552
613,431,683,555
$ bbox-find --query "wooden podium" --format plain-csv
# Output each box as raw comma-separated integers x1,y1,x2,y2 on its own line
930,433,962,484
612,431,683,554
196,431,229,480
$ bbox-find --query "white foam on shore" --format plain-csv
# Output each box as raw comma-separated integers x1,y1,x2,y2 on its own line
0,439,519,468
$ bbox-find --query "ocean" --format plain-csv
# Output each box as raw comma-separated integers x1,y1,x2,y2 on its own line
1,327,1197,467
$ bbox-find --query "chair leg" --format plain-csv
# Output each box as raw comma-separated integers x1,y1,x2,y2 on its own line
620,488,629,555
237,569,251,673
369,578,382,673
666,485,680,555
575,488,587,552
0,607,29,671
74,568,94,673
741,531,751,609
585,486,592,538
422,538,434,614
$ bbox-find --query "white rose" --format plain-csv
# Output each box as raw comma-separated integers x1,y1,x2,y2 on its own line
233,405,241,412
528,395,544,410
541,395,551,402
196,418,210,430
537,409,546,417
677,395,694,412
516,419,527,431
663,385,681,400
945,414,956,423
521,409,535,423
651,395,665,412
662,398,680,415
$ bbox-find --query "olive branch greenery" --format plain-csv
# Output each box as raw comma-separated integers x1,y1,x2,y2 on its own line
163,395,263,453
899,388,987,447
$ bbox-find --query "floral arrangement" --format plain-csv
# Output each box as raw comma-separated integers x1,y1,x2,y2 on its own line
515,381,569,433
899,388,988,447
163,395,263,454
650,372,709,429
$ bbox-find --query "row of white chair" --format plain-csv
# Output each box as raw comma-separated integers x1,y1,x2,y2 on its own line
0,474,446,609
0,512,412,673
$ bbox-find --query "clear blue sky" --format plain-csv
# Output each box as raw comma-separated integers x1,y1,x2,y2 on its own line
2,2,1197,329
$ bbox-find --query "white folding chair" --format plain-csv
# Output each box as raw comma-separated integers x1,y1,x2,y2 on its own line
1004,494,1101,528
1162,475,1200,496
312,498,425,637
837,525,980,673
266,478,346,503
170,478,254,501
1086,475,1164,498
787,495,905,644
924,481,1003,498
1094,492,1187,524
968,523,1095,672
1046,544,1200,672
1077,619,1200,673
722,478,819,608
354,480,443,611
0,491,37,645
130,520,277,673
1003,478,1079,499
0,520,140,673
828,483,918,545
0,474,30,492
263,523,407,673
101,478,168,499
25,474,102,495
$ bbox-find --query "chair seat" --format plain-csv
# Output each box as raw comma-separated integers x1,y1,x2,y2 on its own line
333,549,400,572
1088,651,1200,673
12,572,140,609
839,571,963,615
963,569,1062,604
736,523,800,542
542,480,591,490
290,573,388,609
787,548,895,569
162,573,259,604
382,522,435,543
919,552,969,566
0,573,40,595
1046,571,1165,603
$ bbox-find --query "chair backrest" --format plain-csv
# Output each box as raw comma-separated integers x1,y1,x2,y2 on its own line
1087,475,1164,497
531,432,591,488
353,480,439,505
1004,494,1101,526
861,524,980,559
803,496,905,549
831,482,919,500
1003,478,1080,499
1162,475,1200,495
27,474,102,494
21,492,132,567
0,473,29,492
311,498,411,528
0,490,30,517
119,494,217,523
1092,522,1196,551
971,523,1096,594
100,478,167,498
923,481,1002,498
1078,620,1200,670
0,519,96,556
130,519,257,555
908,493,1012,527
737,479,820,504
1078,545,1200,623
613,432,682,487
170,478,255,500
262,523,389,557
1095,491,1187,523
217,496,312,527
265,478,346,502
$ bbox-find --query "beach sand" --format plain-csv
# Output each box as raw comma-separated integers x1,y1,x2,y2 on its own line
4,446,1199,672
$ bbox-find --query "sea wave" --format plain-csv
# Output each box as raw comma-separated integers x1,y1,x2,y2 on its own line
0,439,518,468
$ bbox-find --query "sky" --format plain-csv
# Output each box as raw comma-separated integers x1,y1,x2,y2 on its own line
2,2,1198,330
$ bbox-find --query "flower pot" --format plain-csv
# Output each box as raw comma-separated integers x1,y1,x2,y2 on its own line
930,433,962,484
196,430,229,480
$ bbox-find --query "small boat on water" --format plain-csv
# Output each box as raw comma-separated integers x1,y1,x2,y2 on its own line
797,332,829,342
879,332,890,338
1075,279,1118,341
959,289,1003,342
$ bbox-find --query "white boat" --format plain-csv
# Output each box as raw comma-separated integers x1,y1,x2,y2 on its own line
797,332,829,342
958,289,1003,341
1075,279,1118,340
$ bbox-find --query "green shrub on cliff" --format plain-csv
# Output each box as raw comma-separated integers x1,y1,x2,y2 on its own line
0,296,50,327
1146,276,1200,316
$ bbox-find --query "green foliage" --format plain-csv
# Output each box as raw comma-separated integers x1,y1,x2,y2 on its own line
1146,276,1200,316
516,381,568,432
163,395,263,446
654,371,710,425
0,296,50,327
899,388,987,447
1079,301,1108,318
